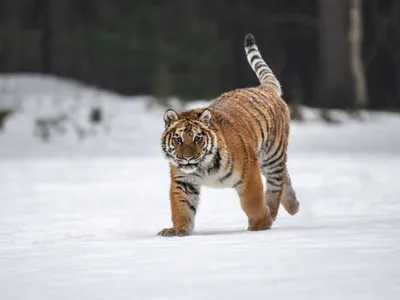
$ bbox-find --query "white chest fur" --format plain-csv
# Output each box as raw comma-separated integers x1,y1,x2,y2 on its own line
184,170,240,189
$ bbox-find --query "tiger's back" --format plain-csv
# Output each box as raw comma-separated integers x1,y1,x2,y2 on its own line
209,85,290,159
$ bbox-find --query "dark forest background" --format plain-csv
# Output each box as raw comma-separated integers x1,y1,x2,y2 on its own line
1,0,399,112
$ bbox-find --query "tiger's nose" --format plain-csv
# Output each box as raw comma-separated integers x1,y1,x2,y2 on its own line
183,156,193,161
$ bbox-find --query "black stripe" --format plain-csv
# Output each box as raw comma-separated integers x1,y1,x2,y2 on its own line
246,103,266,142
207,150,221,174
183,181,199,195
219,156,234,183
268,174,284,181
237,134,249,178
263,103,273,139
174,173,202,181
238,134,249,160
265,101,276,143
265,142,280,164
166,130,175,149
232,179,243,188
259,69,268,79
266,164,284,174
192,172,204,179
266,178,283,187
266,140,284,167
267,168,285,177
242,91,267,142
250,54,261,65
247,91,270,142
221,118,233,126
276,102,289,122
260,153,284,170
168,133,175,148
205,134,211,154
179,200,196,213
265,107,280,154
236,102,259,143
265,140,273,154
210,110,234,127
254,61,264,72
164,152,174,160
203,133,209,153
175,184,189,195
163,133,170,149
268,149,285,167
262,150,284,169
197,168,206,177
219,169,233,183
247,48,257,55
175,180,200,196
208,133,215,155
162,132,173,155
162,134,167,147
266,131,285,164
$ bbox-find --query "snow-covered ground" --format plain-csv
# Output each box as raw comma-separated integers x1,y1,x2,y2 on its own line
1,74,400,300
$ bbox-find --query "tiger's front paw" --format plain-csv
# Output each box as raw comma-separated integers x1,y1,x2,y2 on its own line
157,227,191,237
247,214,273,231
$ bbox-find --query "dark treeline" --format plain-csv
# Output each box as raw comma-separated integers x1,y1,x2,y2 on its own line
0,0,399,110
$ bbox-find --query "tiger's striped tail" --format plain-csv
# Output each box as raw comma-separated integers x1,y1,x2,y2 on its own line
244,33,282,96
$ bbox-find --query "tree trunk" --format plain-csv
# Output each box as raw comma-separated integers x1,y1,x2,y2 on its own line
349,0,368,109
317,0,354,109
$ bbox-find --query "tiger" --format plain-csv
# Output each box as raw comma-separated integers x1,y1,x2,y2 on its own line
158,33,299,237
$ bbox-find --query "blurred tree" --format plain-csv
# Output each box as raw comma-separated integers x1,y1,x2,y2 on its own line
0,0,399,111
349,0,368,110
42,0,71,75
317,0,354,109
3,0,22,71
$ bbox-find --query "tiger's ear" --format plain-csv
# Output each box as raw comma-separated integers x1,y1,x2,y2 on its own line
199,109,212,126
163,109,179,128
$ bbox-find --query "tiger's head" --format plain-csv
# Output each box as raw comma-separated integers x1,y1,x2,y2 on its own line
161,108,216,174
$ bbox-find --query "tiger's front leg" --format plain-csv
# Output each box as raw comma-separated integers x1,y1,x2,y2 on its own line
236,160,273,231
157,178,200,237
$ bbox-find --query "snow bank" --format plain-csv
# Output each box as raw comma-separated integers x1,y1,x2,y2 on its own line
1,74,400,159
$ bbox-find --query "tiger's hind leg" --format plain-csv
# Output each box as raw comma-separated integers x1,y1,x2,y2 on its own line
261,161,299,220
236,160,273,231
260,143,287,221
281,169,300,216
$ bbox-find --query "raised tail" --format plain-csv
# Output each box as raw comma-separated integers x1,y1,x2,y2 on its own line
244,33,282,96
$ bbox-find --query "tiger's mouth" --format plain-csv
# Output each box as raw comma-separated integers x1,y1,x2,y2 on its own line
179,161,198,167
176,156,201,166
177,162,200,172
175,157,202,172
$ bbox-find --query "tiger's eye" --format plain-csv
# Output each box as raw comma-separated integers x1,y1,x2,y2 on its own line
194,135,202,143
175,137,182,144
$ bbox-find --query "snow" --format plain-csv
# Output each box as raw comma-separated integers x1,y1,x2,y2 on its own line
1,74,400,299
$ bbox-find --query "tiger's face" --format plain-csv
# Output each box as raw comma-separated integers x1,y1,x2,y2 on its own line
161,108,215,174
